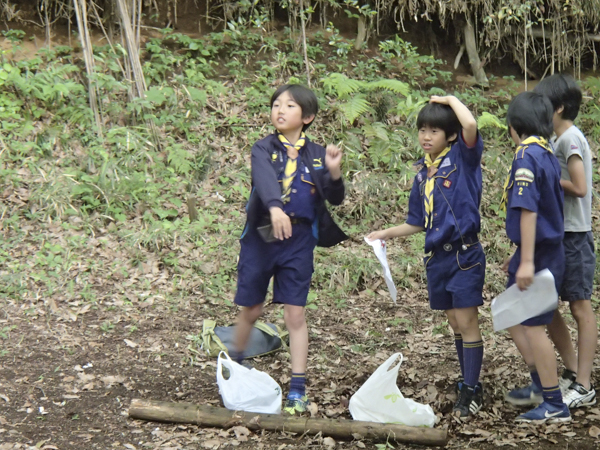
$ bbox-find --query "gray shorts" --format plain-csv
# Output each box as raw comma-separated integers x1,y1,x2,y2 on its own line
560,231,596,301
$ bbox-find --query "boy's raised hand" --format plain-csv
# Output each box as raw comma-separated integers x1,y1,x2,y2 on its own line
429,95,453,105
325,144,343,180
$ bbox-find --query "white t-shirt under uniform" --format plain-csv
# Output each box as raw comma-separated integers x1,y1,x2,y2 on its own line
552,125,593,232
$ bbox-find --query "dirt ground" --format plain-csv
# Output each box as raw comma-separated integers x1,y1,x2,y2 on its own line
2,267,600,450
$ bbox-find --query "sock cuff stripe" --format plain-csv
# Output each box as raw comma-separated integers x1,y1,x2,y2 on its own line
454,334,462,339
291,373,306,378
463,341,483,348
543,386,560,393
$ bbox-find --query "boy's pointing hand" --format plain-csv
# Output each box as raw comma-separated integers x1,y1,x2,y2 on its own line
325,144,343,180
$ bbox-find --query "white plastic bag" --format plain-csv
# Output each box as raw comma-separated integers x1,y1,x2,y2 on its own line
216,351,282,414
364,237,397,304
349,353,437,427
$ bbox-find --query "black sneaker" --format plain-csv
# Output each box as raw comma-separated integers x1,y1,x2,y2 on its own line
454,383,483,417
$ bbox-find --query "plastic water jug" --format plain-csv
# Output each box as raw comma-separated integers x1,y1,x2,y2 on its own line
491,269,558,332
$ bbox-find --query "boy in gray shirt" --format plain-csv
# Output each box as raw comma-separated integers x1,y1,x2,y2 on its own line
539,74,596,408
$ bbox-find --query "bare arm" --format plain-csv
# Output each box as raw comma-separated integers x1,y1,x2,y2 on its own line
367,223,424,241
430,95,478,147
561,154,587,198
516,209,537,291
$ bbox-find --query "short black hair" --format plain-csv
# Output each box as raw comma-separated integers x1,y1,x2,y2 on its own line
416,103,461,142
506,91,554,139
533,73,582,121
270,84,319,130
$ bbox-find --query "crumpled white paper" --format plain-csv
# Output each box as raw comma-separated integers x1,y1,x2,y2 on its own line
364,237,397,304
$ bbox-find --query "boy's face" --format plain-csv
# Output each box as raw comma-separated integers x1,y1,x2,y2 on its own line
271,90,314,136
418,125,456,158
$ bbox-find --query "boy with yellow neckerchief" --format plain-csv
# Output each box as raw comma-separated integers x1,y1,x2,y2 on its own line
500,91,570,423
368,96,486,417
232,84,347,415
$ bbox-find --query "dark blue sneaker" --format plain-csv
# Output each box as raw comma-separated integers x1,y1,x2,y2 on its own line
515,401,571,423
505,382,543,406
456,379,483,394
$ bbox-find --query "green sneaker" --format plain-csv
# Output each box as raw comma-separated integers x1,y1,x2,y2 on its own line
283,392,309,415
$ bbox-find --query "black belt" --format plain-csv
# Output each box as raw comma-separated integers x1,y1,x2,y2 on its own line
436,234,479,252
290,217,312,225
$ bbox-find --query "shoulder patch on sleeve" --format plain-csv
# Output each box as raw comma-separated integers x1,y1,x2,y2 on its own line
515,168,534,183
570,144,579,150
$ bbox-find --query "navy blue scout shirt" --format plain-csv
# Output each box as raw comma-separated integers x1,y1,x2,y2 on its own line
505,139,564,245
406,133,484,253
243,133,347,247
282,159,317,222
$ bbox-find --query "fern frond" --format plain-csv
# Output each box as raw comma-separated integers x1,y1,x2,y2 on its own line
363,122,389,142
321,73,365,98
366,79,409,96
339,94,371,124
478,111,507,130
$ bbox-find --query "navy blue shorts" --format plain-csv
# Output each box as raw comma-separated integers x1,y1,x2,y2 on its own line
560,231,596,301
424,239,485,310
507,242,564,326
234,223,317,307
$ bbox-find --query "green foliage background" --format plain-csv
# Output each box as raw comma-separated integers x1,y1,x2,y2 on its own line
0,19,599,316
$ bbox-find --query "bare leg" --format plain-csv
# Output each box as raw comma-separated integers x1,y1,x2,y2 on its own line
234,304,263,354
453,306,481,342
524,325,559,388
547,310,577,372
508,324,535,367
570,300,598,389
284,304,308,374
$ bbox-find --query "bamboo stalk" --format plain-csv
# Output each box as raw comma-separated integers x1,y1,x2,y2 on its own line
129,399,448,448
72,0,103,138
299,0,311,87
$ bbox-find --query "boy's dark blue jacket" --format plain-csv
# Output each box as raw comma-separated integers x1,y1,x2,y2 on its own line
244,133,348,247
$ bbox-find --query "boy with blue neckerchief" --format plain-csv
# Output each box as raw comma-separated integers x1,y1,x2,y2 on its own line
231,84,347,415
500,91,570,423
368,95,486,418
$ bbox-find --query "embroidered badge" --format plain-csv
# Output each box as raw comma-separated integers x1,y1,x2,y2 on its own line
417,172,423,182
515,168,534,183
443,179,452,188
272,152,278,161
313,158,323,168
570,144,579,150
440,158,451,168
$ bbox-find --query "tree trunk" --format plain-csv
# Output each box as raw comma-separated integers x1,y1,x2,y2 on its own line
129,399,448,447
355,16,366,50
463,20,488,87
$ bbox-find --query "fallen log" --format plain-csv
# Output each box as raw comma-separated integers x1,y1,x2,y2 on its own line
129,399,448,447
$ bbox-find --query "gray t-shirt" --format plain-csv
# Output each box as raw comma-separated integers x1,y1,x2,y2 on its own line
552,125,593,232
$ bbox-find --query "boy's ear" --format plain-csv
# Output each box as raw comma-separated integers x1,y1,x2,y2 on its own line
556,105,565,117
447,132,458,143
302,114,315,126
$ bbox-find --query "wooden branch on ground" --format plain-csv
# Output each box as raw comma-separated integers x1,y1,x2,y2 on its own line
129,399,448,448
463,20,489,87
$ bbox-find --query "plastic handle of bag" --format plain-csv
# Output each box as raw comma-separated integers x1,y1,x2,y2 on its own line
217,350,234,382
381,352,403,372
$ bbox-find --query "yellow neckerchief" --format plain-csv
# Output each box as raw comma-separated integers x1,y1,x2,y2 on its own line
278,132,306,203
499,136,553,212
423,147,451,228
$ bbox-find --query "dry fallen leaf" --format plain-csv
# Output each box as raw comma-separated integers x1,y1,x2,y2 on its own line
307,402,319,417
230,426,250,442
323,437,336,448
590,426,600,438
124,339,138,348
